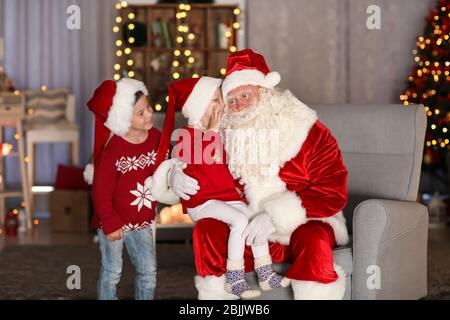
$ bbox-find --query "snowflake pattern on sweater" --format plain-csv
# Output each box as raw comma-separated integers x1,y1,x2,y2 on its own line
92,128,161,235
115,150,156,173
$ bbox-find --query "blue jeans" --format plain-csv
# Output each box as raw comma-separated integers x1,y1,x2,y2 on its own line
97,226,156,300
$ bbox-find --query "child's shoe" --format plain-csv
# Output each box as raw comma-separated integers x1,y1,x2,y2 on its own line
254,255,290,291
225,259,261,299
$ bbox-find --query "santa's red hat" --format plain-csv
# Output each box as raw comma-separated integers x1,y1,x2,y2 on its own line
83,78,148,184
154,76,222,168
221,48,281,99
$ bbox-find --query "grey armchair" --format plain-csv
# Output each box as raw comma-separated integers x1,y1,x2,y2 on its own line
153,103,429,300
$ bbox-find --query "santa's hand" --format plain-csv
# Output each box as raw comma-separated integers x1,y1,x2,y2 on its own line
242,213,276,246
168,159,200,200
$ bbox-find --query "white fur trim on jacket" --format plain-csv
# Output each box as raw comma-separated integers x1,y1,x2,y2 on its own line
311,211,350,246
244,175,287,216
291,264,346,300
105,78,148,136
222,69,281,99
151,159,180,205
182,77,222,125
194,275,240,300
83,163,94,185
262,191,307,245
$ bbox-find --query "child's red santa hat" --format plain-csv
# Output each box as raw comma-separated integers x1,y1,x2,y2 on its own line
83,78,148,184
221,48,281,100
154,76,222,169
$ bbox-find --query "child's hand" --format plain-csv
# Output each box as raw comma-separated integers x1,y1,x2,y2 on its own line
106,228,124,241
208,105,223,131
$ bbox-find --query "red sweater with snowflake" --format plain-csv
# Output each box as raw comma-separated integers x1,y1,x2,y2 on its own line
92,128,161,235
175,126,243,211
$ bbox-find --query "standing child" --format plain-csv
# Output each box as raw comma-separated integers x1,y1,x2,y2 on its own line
152,77,290,299
85,78,159,300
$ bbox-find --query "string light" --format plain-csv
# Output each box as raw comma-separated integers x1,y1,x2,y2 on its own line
155,104,162,111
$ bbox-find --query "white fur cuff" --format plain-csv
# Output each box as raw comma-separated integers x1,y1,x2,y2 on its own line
291,264,347,300
262,191,307,245
151,159,180,205
195,275,240,300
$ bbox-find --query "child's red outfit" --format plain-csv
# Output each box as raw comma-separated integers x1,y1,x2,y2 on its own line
176,126,242,211
86,78,157,300
92,127,161,235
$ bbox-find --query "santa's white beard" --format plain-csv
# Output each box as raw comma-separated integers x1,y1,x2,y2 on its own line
220,88,299,183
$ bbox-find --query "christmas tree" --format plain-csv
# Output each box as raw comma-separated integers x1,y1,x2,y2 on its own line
401,0,450,173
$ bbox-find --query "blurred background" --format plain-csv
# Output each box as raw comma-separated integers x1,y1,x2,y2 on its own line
0,0,449,299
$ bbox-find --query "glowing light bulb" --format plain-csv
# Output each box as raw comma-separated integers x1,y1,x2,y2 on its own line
127,59,134,66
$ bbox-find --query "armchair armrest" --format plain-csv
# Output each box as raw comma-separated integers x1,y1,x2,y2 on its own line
352,199,428,299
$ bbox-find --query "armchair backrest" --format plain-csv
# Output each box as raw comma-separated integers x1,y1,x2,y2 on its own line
313,104,426,232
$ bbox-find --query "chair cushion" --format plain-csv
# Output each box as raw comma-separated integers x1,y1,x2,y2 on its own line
24,88,69,129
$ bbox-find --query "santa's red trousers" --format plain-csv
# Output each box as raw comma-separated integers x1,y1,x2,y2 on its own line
193,218,338,283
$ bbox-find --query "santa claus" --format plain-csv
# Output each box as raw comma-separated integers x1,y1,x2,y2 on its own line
152,49,349,300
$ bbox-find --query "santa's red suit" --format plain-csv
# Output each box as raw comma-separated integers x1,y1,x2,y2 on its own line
152,49,349,300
